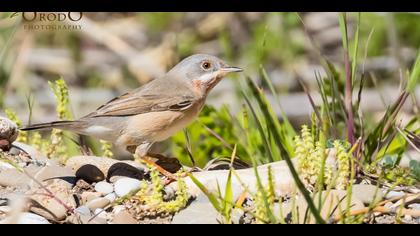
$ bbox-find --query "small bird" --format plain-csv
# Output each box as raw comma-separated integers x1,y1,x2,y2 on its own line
22,54,242,161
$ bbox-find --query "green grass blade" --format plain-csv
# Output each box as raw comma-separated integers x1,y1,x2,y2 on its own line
407,50,420,93
242,92,276,163
245,76,325,224
187,173,222,212
245,76,295,159
259,65,296,137
351,13,361,83
222,169,233,223
339,13,349,51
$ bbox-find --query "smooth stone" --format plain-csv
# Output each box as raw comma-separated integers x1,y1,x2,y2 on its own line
94,181,114,195
170,160,298,199
163,186,176,201
0,116,18,143
114,178,142,197
0,206,11,213
108,176,124,183
75,206,91,216
11,142,48,161
231,208,245,224
67,209,90,224
404,214,413,221
409,203,420,210
67,212,107,224
0,168,31,187
30,165,76,186
351,184,383,204
16,212,51,224
94,208,108,219
385,191,406,199
172,194,219,224
399,151,420,168
66,156,147,184
112,205,126,215
81,192,102,205
75,164,105,183
104,193,117,202
283,190,365,224
112,209,137,224
85,215,107,224
107,162,147,182
0,160,15,170
29,179,77,221
85,197,110,210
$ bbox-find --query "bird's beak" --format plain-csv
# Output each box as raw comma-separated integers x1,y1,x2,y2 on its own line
219,66,243,73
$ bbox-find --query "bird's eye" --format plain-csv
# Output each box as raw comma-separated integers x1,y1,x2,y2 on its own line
201,61,212,70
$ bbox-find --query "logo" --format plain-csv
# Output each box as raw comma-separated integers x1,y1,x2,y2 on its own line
10,12,83,31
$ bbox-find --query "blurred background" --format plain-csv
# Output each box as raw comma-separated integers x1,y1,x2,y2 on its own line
0,12,419,163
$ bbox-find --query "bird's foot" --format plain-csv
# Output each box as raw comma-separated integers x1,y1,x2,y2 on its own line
134,154,181,183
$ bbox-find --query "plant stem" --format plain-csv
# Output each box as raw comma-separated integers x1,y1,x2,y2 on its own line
246,77,325,224
341,13,355,146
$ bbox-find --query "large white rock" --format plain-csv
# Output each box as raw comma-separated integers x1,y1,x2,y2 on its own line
114,178,142,197
16,213,51,224
95,181,114,195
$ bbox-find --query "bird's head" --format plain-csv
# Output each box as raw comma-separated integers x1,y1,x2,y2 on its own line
168,54,242,95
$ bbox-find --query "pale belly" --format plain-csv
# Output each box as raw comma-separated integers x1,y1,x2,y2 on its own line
118,101,204,146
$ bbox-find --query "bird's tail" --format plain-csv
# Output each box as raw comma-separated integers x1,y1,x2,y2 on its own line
21,120,76,131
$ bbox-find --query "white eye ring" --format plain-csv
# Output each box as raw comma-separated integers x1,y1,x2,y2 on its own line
201,62,212,70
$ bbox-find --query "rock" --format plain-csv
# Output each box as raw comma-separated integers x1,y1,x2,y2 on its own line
67,210,107,224
11,142,48,161
172,194,220,224
74,179,94,192
163,186,176,201
231,208,245,224
66,156,147,183
0,198,8,206
75,164,105,183
404,214,413,221
16,212,51,224
409,203,420,210
171,160,297,199
107,162,148,182
114,178,143,197
385,191,405,199
74,206,91,216
94,181,114,195
112,205,126,215
85,197,110,210
150,153,183,173
351,184,383,204
0,160,15,170
0,168,31,188
112,209,137,224
399,150,420,168
104,193,117,202
0,116,18,151
29,165,76,188
28,179,77,221
81,192,102,204
283,190,365,224
0,206,11,213
375,214,396,224
85,215,107,224
94,208,108,219
68,206,106,224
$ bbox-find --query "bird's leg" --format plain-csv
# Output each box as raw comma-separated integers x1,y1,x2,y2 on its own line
133,143,179,181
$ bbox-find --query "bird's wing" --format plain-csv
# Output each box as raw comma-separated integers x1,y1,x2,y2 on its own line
84,89,195,118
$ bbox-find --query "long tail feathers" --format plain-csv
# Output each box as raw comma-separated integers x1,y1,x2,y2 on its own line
21,120,75,131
